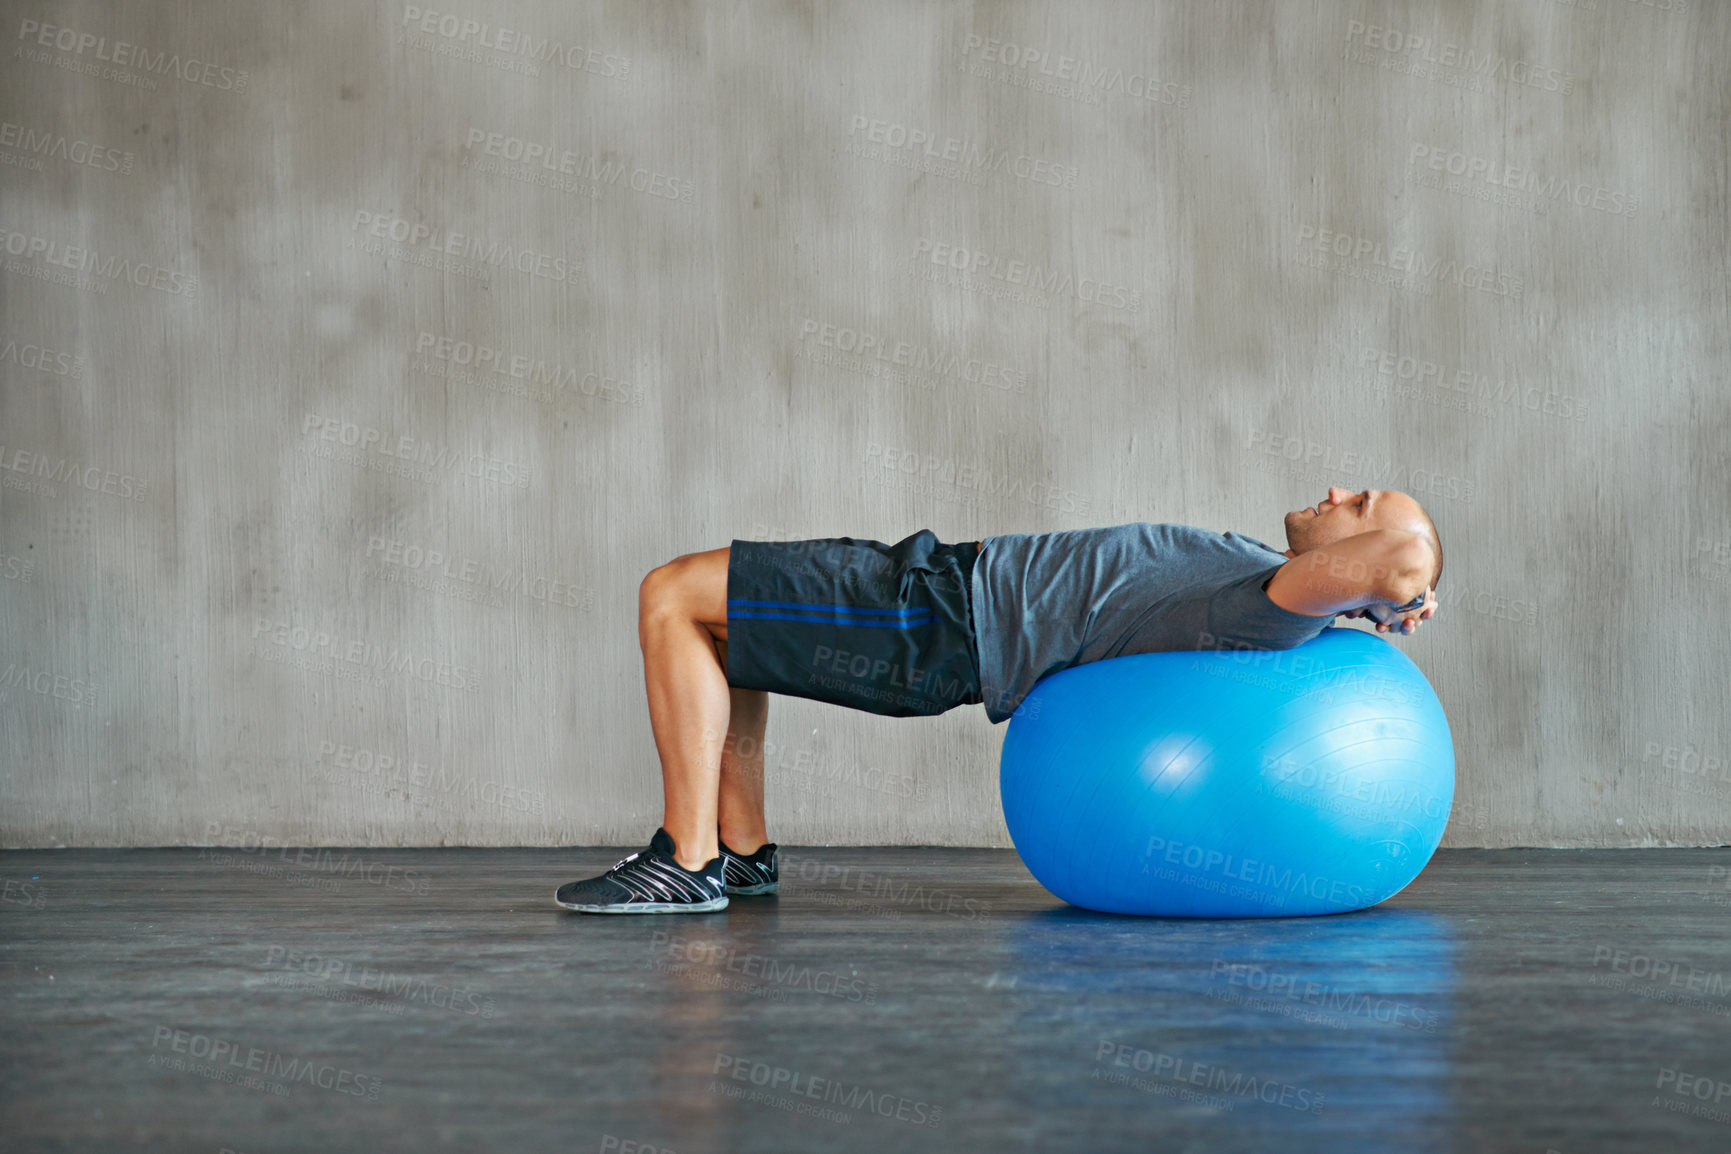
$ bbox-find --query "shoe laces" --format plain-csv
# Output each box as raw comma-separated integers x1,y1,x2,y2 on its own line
606,849,649,875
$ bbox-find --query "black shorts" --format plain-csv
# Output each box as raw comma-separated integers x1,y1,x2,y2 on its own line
725,530,984,717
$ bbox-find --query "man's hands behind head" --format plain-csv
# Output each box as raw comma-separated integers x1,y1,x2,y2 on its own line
1343,586,1437,636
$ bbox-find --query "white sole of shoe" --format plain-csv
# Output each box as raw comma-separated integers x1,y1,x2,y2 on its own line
553,892,729,914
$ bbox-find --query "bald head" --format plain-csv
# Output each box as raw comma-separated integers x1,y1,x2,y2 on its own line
1410,503,1443,590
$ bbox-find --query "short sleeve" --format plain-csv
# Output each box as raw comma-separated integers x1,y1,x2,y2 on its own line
1203,563,1336,650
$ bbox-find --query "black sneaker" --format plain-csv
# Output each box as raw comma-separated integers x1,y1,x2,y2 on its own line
554,829,728,914
718,836,779,896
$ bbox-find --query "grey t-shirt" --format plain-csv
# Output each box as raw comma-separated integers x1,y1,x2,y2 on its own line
968,522,1335,723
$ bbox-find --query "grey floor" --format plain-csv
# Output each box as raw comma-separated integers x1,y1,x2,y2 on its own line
2,847,1730,1153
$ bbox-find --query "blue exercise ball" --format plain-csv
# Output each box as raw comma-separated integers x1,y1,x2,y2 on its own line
999,627,1454,917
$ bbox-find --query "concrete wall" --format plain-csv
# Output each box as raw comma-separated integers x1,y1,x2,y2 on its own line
1,0,1726,849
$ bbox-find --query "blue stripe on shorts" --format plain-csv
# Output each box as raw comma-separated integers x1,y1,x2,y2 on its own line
727,599,936,627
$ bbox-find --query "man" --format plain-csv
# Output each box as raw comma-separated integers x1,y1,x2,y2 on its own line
555,486,1442,914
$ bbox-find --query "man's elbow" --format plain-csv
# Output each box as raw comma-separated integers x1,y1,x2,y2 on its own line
1376,537,1434,605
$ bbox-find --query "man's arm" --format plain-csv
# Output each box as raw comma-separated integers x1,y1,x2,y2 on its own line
1263,530,1436,632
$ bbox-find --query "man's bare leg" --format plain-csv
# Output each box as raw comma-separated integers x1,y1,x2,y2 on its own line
638,547,769,871
717,677,769,856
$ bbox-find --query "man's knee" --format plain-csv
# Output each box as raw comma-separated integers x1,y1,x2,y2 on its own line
639,553,715,627
639,548,730,640
638,560,687,626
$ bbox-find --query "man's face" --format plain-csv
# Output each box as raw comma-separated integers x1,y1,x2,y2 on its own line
1283,487,1428,554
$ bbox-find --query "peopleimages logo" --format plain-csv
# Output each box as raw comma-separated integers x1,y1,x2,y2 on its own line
1589,945,1731,997
1245,427,1478,504
366,535,592,612
399,6,630,77
1409,144,1638,217
847,114,1079,189
15,18,250,91
1653,1066,1731,1126
647,931,878,1003
460,128,692,203
958,34,1191,107
200,821,434,895
863,441,1091,514
797,317,1029,394
1093,1040,1326,1113
0,876,47,909
1360,346,1588,424
314,739,550,816
1344,20,1574,94
251,615,482,693
0,226,198,297
1207,959,1442,1032
0,336,88,378
413,330,644,406
301,413,533,490
792,859,989,920
710,1054,943,1128
0,661,98,708
0,119,134,173
912,237,1142,312
348,210,581,285
1141,834,1373,909
1257,754,1447,820
1293,224,1522,300
0,442,150,501
149,1027,380,1099
1640,740,1731,791
262,944,497,1018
